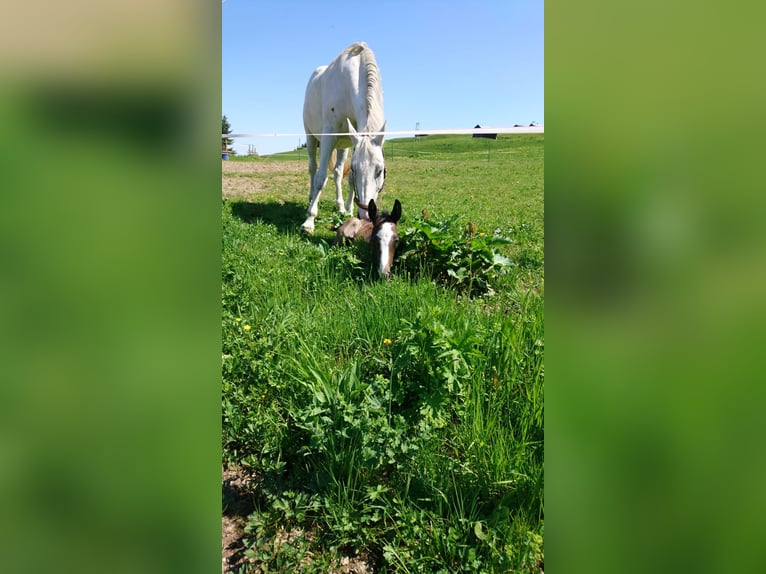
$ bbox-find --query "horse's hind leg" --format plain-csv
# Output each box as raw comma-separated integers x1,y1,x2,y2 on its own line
333,148,350,214
302,135,335,232
344,151,355,216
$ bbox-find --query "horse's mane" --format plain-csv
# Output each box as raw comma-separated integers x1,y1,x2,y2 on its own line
341,42,384,133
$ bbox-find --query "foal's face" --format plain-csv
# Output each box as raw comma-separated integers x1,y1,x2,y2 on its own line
368,198,402,279
373,220,399,279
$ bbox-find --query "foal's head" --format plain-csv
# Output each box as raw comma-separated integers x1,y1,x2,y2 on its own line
368,198,401,279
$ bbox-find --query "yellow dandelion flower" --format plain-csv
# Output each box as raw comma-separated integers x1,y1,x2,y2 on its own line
243,324,251,331
235,317,242,322
383,338,392,345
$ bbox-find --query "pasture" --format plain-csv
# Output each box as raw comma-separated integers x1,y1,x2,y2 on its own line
222,134,544,572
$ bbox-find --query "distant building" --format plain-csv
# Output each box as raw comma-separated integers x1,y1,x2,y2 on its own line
472,124,497,140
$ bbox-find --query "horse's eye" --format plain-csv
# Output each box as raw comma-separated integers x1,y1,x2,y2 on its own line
376,167,383,179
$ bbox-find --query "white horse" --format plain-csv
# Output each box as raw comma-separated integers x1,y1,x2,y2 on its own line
302,42,386,232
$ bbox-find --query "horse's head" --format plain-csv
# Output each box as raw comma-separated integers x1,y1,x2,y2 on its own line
368,198,401,279
347,119,386,221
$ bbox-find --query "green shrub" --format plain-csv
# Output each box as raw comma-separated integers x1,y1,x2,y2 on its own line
397,213,512,296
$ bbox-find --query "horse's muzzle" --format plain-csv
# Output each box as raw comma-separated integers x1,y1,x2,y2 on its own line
355,199,370,220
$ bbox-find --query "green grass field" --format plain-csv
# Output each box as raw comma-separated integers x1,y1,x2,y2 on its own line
222,134,544,572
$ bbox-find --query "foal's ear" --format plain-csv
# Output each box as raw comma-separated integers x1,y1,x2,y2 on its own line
390,199,402,223
368,198,377,221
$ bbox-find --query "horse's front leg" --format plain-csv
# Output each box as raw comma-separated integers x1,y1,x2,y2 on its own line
306,135,318,201
302,135,335,232
333,148,350,215
344,160,355,217
301,136,319,231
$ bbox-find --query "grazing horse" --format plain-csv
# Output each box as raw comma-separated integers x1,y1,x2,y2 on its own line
334,198,401,279
302,42,386,232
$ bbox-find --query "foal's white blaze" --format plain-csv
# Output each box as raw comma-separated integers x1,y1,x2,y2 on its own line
376,222,397,277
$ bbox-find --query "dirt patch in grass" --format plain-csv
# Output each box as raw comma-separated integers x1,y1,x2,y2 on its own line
222,464,258,573
222,463,374,573
222,160,304,176
222,160,306,202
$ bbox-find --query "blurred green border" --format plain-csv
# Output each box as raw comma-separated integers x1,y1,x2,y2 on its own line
0,2,222,573
548,2,766,573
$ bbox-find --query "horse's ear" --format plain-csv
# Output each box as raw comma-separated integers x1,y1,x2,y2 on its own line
373,122,386,147
368,198,377,221
347,118,361,145
390,199,402,223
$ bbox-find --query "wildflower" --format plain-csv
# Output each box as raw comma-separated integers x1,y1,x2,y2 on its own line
383,338,392,345
235,317,242,322
243,324,251,331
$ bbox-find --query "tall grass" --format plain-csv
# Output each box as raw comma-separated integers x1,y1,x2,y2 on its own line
222,135,543,572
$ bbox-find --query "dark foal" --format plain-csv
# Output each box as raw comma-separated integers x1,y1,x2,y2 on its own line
334,198,402,278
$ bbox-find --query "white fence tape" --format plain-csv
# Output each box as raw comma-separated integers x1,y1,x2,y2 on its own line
223,125,543,139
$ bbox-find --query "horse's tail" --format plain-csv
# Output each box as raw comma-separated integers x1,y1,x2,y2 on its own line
329,149,351,177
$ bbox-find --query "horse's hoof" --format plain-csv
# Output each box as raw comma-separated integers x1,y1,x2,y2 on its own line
301,223,315,234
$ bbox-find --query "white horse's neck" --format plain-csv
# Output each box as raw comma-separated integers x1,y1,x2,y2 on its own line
356,46,384,133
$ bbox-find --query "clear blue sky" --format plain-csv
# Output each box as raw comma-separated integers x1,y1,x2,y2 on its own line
222,0,543,155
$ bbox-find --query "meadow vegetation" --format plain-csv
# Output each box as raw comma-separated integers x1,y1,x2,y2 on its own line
222,134,544,572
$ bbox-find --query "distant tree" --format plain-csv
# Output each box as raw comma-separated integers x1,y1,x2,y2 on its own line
222,115,233,152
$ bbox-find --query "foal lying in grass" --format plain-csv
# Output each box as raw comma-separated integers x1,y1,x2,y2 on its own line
334,198,401,279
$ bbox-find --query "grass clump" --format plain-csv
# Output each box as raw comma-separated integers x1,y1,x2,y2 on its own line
398,212,512,296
